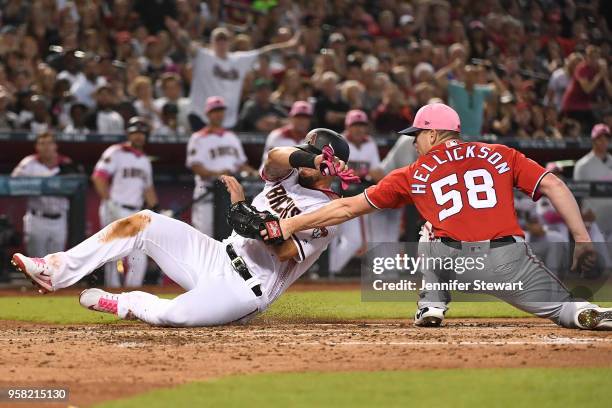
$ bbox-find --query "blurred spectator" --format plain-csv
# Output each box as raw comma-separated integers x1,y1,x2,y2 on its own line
25,95,51,133
153,102,186,138
129,75,161,129
545,52,583,112
261,101,313,164
372,84,412,134
440,63,507,137
85,84,125,134
573,124,612,237
70,56,106,109
270,69,303,111
154,73,190,132
238,78,287,132
561,45,606,129
165,20,298,131
0,86,17,129
63,102,90,137
314,71,349,132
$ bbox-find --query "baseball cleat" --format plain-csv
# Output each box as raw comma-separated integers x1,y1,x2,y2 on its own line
11,253,54,294
414,306,446,327
575,307,612,330
79,288,121,315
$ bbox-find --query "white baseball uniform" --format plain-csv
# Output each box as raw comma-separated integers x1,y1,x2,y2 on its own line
186,127,247,236
11,155,71,257
189,48,260,128
329,135,380,274
261,125,305,165
93,143,154,287
45,169,337,326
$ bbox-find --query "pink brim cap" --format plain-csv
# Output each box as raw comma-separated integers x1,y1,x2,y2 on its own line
399,102,461,135
345,109,369,127
591,123,611,139
205,96,227,113
289,101,313,117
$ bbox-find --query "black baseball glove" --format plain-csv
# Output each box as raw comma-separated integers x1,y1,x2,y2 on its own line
226,201,284,245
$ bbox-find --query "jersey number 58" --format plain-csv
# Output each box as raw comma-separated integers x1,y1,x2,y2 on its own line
431,169,498,221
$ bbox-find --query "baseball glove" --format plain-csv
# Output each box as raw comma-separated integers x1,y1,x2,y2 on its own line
226,201,284,245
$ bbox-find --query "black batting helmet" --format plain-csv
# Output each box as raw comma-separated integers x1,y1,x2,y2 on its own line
296,128,350,162
126,116,150,136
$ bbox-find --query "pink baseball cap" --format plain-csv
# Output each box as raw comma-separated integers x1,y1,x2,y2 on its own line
591,123,610,139
399,103,461,135
205,96,227,113
345,109,369,127
289,101,313,117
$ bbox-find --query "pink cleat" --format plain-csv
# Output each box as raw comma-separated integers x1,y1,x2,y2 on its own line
11,253,54,294
79,288,120,315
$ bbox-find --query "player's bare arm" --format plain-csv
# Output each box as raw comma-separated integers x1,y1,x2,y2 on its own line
91,173,110,200
279,194,375,240
221,175,298,261
165,17,198,57
258,29,301,55
537,173,595,270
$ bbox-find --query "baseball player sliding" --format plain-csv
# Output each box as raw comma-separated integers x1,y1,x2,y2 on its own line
266,103,612,330
91,117,159,287
11,129,359,327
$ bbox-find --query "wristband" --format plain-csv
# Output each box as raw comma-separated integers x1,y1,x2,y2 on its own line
289,149,317,169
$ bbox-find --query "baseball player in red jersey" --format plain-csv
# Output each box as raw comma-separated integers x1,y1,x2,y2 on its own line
270,103,612,330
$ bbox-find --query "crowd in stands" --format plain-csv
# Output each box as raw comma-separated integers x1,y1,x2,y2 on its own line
0,0,610,139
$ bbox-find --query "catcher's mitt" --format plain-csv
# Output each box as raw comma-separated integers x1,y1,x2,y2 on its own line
226,201,284,245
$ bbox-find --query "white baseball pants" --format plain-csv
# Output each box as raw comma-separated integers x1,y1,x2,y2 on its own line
50,210,265,326
191,201,214,237
99,201,148,287
23,212,67,257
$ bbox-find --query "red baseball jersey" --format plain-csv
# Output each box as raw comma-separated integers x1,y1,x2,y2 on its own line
364,140,548,241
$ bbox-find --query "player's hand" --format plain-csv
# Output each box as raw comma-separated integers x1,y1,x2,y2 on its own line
571,241,596,274
260,218,291,241
220,175,246,204
314,145,348,176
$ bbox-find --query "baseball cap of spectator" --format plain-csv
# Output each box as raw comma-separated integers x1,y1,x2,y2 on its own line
93,83,113,94
413,62,434,79
399,103,461,135
345,110,368,127
254,78,274,90
289,101,313,117
205,96,227,113
211,27,231,41
399,14,415,26
329,33,345,44
469,20,485,30
591,123,611,139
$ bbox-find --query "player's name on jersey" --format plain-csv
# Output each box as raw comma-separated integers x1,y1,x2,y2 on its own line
411,145,510,194
372,279,525,292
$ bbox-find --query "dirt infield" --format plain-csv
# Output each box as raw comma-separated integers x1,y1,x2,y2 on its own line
1,318,611,407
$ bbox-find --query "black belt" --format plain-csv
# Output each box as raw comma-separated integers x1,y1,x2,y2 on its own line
440,235,516,249
120,203,141,211
29,210,63,220
226,244,262,297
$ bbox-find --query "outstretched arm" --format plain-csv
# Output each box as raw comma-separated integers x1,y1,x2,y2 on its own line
538,173,594,270
277,194,375,239
258,30,301,55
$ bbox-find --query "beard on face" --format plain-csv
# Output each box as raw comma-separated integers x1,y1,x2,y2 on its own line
298,169,320,188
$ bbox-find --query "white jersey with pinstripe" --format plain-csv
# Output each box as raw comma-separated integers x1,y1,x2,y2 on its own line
224,169,338,304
